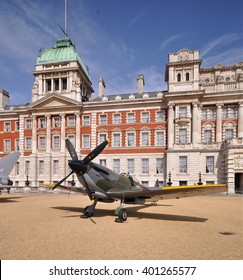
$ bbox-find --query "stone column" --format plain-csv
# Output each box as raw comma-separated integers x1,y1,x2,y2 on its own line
60,114,66,152
167,104,174,149
75,113,80,153
238,102,243,137
216,103,223,142
46,114,51,153
32,116,37,154
192,102,199,146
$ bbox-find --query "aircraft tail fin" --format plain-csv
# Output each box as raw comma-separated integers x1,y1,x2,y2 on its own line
0,152,21,176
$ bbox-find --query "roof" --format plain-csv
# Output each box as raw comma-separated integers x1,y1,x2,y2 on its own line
92,91,163,102
36,38,91,82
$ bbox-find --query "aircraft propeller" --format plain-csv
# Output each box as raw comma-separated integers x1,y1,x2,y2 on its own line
52,138,109,200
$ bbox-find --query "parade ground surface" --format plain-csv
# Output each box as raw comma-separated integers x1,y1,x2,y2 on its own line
0,192,242,260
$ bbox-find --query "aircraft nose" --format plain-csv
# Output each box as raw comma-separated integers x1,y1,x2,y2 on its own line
68,160,87,174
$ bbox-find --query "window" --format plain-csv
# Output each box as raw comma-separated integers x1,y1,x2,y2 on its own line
127,132,135,147
179,107,187,118
206,181,215,185
26,119,32,129
54,79,59,91
179,156,187,173
99,115,107,125
68,116,75,127
208,109,214,119
25,161,30,175
39,160,44,175
83,116,90,126
113,133,121,147
156,131,164,146
127,113,135,124
156,158,164,174
4,140,11,152
53,135,60,149
53,117,60,128
225,129,233,140
141,112,149,123
113,159,120,173
177,73,181,82
15,139,20,151
186,72,190,81
113,114,121,124
83,135,90,148
53,160,59,175
15,162,20,176
201,110,207,120
46,79,51,91
179,129,187,144
15,122,19,131
179,181,187,186
100,159,106,166
39,136,46,150
4,122,11,132
206,156,214,173
156,111,165,122
141,132,149,146
99,134,107,144
67,135,75,147
62,78,67,90
142,159,149,174
127,159,134,174
204,130,212,143
39,118,46,128
25,137,32,150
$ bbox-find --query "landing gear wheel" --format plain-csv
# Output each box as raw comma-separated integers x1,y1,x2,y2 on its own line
115,208,128,223
81,206,94,218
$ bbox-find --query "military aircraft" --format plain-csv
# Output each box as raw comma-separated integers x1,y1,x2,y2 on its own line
45,139,227,222
0,152,21,194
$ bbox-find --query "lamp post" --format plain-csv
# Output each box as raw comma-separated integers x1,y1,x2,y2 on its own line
25,175,31,187
167,172,172,186
197,172,203,185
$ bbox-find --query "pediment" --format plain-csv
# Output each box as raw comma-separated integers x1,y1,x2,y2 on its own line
27,93,82,111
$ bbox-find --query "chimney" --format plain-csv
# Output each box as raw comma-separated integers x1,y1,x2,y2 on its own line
98,77,106,98
137,74,144,94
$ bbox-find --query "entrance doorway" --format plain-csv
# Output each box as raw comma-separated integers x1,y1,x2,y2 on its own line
235,173,243,193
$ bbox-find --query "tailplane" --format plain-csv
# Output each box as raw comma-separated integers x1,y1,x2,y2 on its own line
0,152,21,177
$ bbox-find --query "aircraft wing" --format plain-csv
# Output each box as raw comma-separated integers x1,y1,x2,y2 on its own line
106,184,227,201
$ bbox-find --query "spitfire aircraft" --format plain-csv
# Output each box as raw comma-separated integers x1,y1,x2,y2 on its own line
45,139,227,222
0,152,21,194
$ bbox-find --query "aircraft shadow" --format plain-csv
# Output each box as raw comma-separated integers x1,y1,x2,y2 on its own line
51,204,207,223
0,197,21,203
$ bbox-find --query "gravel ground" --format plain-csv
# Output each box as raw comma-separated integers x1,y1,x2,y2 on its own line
0,192,242,260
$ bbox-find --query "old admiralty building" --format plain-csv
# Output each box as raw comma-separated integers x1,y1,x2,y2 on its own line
1,37,243,193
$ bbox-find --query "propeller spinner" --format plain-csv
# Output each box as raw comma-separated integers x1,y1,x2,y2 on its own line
52,138,109,199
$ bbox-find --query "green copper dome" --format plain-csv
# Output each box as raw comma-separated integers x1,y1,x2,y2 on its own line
37,38,91,81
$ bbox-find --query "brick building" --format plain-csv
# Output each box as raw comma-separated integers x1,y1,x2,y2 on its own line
0,38,243,193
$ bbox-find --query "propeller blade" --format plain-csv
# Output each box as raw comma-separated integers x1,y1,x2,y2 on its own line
65,138,78,160
76,173,93,200
83,140,109,164
53,171,73,190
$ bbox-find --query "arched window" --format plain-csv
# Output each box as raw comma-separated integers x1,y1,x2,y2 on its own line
177,73,181,82
186,72,190,81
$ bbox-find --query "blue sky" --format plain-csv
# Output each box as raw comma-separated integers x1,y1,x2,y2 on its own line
0,0,243,104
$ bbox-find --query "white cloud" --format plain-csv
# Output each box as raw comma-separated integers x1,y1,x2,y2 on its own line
201,33,239,57
160,33,185,50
